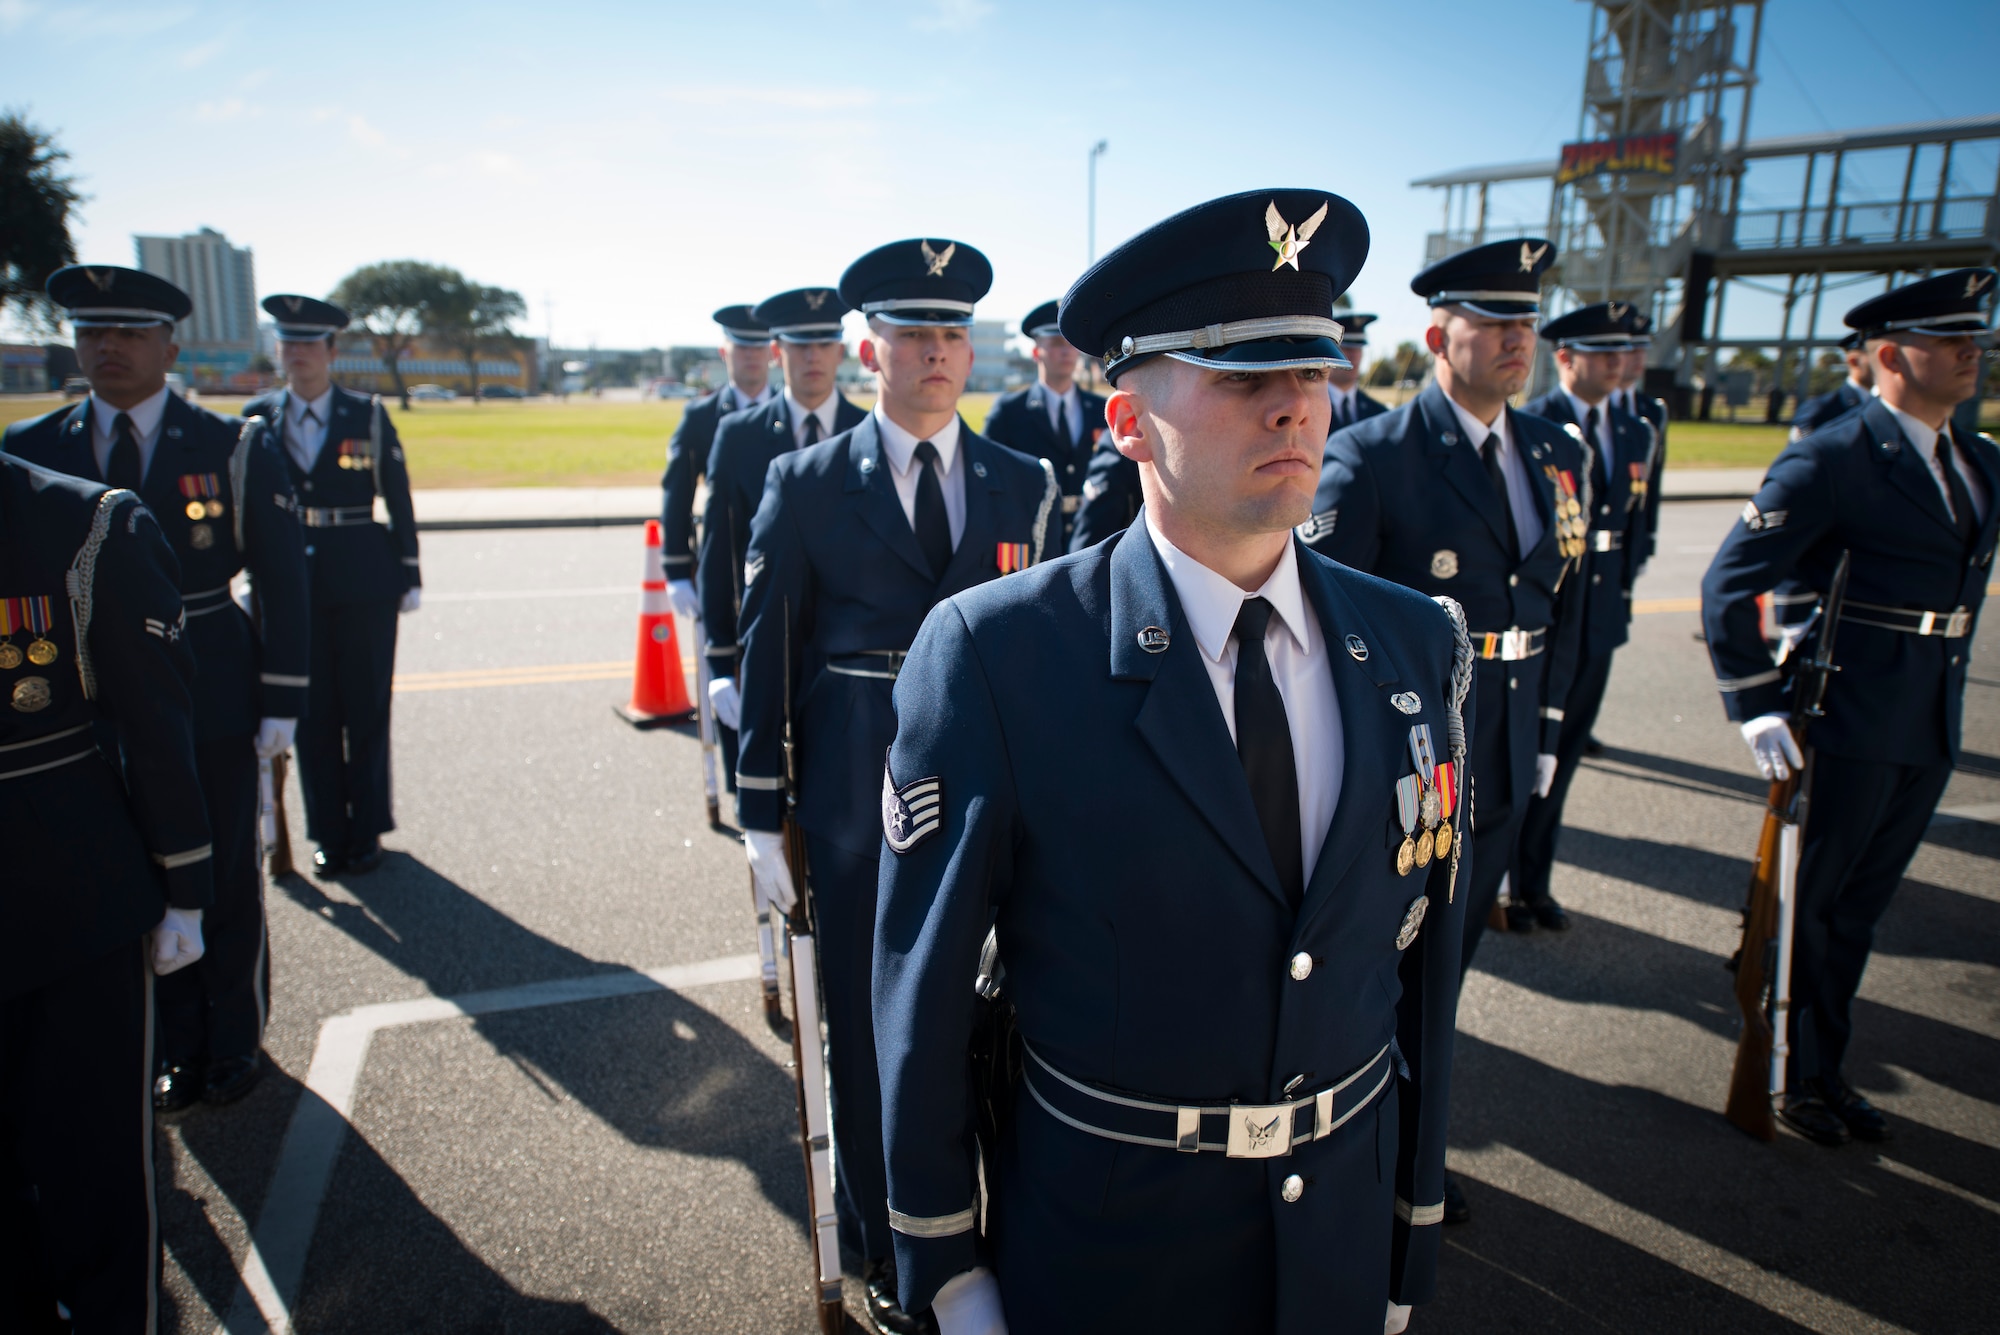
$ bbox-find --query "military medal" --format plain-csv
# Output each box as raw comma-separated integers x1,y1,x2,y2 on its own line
337,439,372,471
11,675,51,713
190,524,215,550
178,472,225,522
1433,760,1457,860
1408,723,1441,868
996,541,1030,574
5,598,58,667
0,597,22,669
1394,774,1420,876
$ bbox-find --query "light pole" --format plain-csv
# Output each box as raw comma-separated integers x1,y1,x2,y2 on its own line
1087,139,1108,264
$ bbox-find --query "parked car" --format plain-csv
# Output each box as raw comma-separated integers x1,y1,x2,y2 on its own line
479,384,526,399
62,376,91,397
409,383,456,401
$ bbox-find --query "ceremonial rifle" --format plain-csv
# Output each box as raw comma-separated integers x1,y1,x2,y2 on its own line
692,617,723,828
259,750,296,878
775,596,843,1332
1725,550,1849,1141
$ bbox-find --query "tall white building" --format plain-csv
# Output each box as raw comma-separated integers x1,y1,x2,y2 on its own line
134,227,258,386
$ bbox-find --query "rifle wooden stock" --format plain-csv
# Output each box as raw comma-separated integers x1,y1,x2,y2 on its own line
1725,773,1796,1141
779,823,843,1334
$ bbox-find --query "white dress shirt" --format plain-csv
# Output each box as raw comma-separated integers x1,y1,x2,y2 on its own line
723,382,775,414
1444,392,1544,554
1328,384,1360,427
785,390,840,450
284,386,335,474
1145,517,1344,881
874,407,967,547
90,386,170,483
1560,386,1614,487
1043,383,1081,443
1882,402,1990,524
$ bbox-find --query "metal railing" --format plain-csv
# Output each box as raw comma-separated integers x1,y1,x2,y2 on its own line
1730,196,1994,250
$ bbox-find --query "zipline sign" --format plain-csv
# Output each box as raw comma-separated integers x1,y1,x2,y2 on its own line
1556,132,1680,185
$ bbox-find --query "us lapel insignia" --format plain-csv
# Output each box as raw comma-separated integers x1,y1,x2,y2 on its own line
1297,509,1337,543
1396,895,1429,951
1344,634,1369,661
1391,692,1421,714
858,455,876,475
882,763,942,853
996,541,1030,573
1136,625,1170,653
1265,199,1331,273
972,460,988,478
920,240,956,276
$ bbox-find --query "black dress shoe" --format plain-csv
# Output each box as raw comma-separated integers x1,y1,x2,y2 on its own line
862,1257,936,1334
1504,902,1536,934
1442,1173,1471,1225
1778,1089,1850,1147
1582,735,1605,758
203,1054,264,1106
154,1062,203,1114
1530,899,1572,931
312,846,347,876
345,839,384,875
1824,1076,1891,1142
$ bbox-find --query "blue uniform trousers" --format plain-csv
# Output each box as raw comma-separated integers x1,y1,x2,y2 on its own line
1514,649,1616,907
300,598,399,852
805,832,893,1267
1461,655,1539,975
1790,753,1952,1086
157,735,267,1065
0,940,154,1335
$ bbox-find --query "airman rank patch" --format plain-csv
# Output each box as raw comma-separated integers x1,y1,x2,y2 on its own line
1082,477,1107,503
1741,502,1787,531
882,761,942,854
996,541,1030,574
744,553,765,588
1297,509,1336,543
1395,895,1429,951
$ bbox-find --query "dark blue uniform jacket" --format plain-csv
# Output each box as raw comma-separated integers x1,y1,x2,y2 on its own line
1306,383,1587,788
1792,381,1870,440
874,518,1471,1326
1525,390,1651,656
698,393,866,676
244,387,419,606
1,455,213,997
661,387,759,578
980,383,1108,543
1701,398,1999,766
6,395,310,739
734,415,1058,851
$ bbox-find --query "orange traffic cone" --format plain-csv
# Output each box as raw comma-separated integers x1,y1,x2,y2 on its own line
615,519,696,726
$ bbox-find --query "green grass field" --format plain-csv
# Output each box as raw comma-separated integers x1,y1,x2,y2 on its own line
2,390,1980,485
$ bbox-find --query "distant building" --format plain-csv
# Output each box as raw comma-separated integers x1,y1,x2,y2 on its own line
328,331,532,396
134,227,260,390
0,343,79,394
968,320,1012,392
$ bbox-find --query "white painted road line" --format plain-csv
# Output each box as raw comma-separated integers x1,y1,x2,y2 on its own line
422,585,632,603
218,953,762,1335
1932,802,2000,826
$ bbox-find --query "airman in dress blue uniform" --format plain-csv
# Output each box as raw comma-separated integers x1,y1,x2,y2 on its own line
0,449,215,1332
698,288,867,796
661,306,776,622
244,296,420,881
1327,311,1392,430
1791,331,1875,442
980,300,1108,546
6,267,310,1114
1701,269,1998,1147
1517,303,1655,930
875,190,1471,1335
734,238,1056,1335
1607,308,1666,581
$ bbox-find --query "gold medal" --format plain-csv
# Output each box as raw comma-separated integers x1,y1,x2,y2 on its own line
11,676,51,712
1396,836,1416,877
206,499,225,518
0,641,18,670
26,637,56,666
1415,828,1435,868
186,500,208,520
1434,821,1453,859
189,523,215,550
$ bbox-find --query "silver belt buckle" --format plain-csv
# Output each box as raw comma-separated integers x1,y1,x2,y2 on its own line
1062,494,1081,514
1225,1102,1294,1158
1502,628,1528,660
1946,607,1970,637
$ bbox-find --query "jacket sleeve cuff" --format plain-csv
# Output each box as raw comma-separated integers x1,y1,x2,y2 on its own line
704,645,739,675
1720,679,1787,722
892,1229,982,1315
162,858,215,911
1389,1203,1443,1306
734,785,784,832
1540,717,1563,753
258,680,311,719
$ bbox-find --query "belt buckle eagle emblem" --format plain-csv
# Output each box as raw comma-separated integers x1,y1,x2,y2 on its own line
1226,1104,1293,1158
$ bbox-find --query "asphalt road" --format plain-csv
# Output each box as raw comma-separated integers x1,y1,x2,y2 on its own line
158,504,1999,1334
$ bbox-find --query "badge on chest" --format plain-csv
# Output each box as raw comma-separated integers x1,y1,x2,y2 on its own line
334,439,373,472
1392,723,1456,879
1544,465,1587,559
0,596,59,670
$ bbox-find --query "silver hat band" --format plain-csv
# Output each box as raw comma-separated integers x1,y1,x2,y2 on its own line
772,324,846,343
1106,315,1343,371
1026,323,1063,339
1429,290,1541,306
70,307,177,327
721,329,771,345
1556,336,1639,350
1870,314,1993,336
1166,349,1348,374
862,297,976,315
274,324,339,339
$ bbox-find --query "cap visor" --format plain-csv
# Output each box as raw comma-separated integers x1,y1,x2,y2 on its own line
1165,335,1350,374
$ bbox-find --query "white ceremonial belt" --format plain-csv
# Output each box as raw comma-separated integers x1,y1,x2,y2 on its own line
1841,600,1973,638
0,725,99,783
1469,627,1546,661
1589,529,1624,552
301,506,375,528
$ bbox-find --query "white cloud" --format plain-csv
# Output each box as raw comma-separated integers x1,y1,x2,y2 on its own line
911,0,992,33
238,69,270,91
178,35,224,68
193,97,256,123
0,0,39,33
347,114,386,147
473,150,526,179
657,84,879,113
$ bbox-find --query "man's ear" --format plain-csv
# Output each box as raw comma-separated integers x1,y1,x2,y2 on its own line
1423,323,1447,355
857,337,881,373
1106,387,1153,463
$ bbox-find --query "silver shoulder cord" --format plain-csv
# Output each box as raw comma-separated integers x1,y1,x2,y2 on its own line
1432,594,1474,902
66,489,136,700
1030,457,1058,564
230,417,259,551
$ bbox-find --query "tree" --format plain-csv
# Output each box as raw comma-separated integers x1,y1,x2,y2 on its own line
330,261,462,408
426,279,525,402
1368,341,1432,388
0,110,83,333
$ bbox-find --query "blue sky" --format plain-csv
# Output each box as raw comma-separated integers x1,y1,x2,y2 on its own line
3,0,1995,356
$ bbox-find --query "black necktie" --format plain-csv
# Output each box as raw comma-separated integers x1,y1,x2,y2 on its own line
1335,394,1350,429
1481,432,1521,558
1052,399,1071,450
1941,432,1977,544
1584,406,1605,489
107,412,143,491
801,412,821,448
1233,598,1304,910
912,440,953,577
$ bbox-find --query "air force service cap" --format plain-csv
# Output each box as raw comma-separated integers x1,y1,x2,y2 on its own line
1060,188,1369,383
1022,300,1063,341
713,305,771,346
1539,300,1642,352
47,264,191,329
1412,238,1556,319
753,288,849,344
1845,268,1996,342
840,238,993,327
263,294,350,342
1333,312,1377,348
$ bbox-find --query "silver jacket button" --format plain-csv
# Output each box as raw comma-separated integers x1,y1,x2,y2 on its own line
1289,952,1312,981
1281,1174,1304,1203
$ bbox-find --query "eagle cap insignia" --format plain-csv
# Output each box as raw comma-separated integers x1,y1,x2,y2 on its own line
1967,272,1992,298
84,267,116,292
882,761,943,854
1519,242,1549,273
282,296,304,313
803,289,829,310
1608,301,1628,320
1265,199,1331,273
920,240,956,277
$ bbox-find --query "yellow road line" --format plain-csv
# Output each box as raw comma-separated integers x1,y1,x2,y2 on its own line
1633,597,1702,615
394,658,696,694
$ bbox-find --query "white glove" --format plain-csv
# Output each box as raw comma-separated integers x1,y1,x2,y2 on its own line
254,716,297,759
668,578,702,621
1742,712,1803,781
399,587,422,614
708,675,742,730
744,828,797,915
152,907,205,976
1535,752,1558,798
1386,1301,1413,1335
933,1268,1007,1335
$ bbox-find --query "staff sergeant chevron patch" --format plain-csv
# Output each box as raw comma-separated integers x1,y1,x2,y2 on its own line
882,759,943,854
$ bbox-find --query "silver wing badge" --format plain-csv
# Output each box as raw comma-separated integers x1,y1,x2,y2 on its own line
1267,200,1330,272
